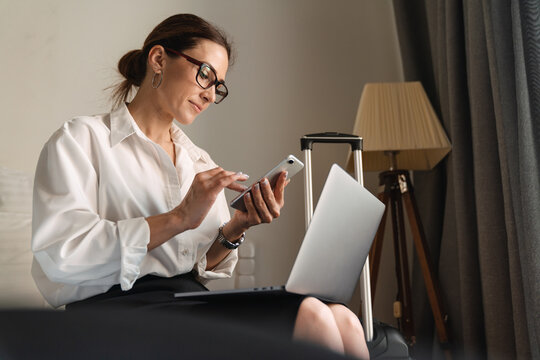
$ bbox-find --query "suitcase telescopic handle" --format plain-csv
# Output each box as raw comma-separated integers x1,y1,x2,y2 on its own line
300,132,373,342
300,132,363,151
301,132,364,227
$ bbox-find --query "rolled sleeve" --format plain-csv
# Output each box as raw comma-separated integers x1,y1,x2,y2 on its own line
192,188,238,283
118,218,150,290
195,248,239,284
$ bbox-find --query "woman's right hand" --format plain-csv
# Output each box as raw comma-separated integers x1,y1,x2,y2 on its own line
171,167,248,231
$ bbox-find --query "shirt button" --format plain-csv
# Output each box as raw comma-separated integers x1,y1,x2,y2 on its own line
181,249,189,256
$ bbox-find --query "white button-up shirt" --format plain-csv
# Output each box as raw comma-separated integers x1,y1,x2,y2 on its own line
31,103,237,307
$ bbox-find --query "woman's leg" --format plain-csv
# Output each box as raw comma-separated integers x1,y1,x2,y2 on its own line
293,297,344,354
293,298,370,359
328,304,370,359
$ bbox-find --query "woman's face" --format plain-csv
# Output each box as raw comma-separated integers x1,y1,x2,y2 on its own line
157,39,229,125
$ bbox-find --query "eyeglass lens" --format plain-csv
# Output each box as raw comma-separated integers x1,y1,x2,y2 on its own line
196,64,227,104
214,84,227,104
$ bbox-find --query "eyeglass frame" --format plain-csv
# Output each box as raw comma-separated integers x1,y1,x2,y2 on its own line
163,47,228,104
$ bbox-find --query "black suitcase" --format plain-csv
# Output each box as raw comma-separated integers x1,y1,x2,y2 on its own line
301,133,410,360
368,320,410,359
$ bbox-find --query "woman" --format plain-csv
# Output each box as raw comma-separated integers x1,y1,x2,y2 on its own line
31,14,369,359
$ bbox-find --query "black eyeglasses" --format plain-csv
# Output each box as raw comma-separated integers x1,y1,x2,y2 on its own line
164,47,228,104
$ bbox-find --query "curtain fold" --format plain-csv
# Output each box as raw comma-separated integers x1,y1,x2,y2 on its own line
392,0,539,358
509,1,540,357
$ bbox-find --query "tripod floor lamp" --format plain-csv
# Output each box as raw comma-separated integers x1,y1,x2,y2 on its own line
347,82,452,350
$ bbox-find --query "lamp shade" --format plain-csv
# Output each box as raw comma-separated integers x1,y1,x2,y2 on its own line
347,82,451,172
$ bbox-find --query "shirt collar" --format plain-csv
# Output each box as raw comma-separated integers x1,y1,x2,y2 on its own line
110,103,207,164
170,123,207,163
110,103,137,147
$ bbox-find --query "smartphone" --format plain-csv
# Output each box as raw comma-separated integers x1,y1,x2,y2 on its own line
230,154,304,212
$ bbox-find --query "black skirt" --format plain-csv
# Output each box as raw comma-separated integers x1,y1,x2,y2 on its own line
66,272,307,338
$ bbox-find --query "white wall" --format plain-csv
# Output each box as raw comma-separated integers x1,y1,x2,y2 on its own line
1,0,403,320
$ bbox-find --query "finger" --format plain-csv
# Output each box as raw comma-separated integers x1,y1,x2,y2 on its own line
193,167,229,188
243,192,262,224
273,171,288,205
196,166,225,180
259,178,280,218
251,183,273,223
227,182,249,192
212,171,249,191
200,167,247,181
226,172,249,192
232,172,250,182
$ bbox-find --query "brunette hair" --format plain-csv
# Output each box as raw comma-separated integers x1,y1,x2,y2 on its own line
111,14,233,108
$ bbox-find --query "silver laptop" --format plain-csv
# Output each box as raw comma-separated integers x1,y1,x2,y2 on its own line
174,164,385,304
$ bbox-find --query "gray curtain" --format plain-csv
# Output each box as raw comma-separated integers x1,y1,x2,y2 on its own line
392,0,540,359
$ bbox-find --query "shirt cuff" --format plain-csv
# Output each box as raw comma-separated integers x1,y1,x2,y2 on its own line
118,217,149,290
195,249,238,284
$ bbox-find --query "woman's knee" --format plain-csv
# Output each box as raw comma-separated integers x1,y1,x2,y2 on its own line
328,304,365,335
296,297,336,326
294,298,345,353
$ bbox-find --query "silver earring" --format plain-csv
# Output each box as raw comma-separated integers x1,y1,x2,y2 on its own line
152,71,163,89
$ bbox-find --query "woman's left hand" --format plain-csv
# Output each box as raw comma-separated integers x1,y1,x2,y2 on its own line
224,171,290,239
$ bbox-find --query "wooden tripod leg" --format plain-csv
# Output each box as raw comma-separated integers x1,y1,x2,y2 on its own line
402,190,450,347
369,191,389,301
395,193,416,344
389,192,406,329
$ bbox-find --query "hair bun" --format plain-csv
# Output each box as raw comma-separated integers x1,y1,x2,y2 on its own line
117,49,145,87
